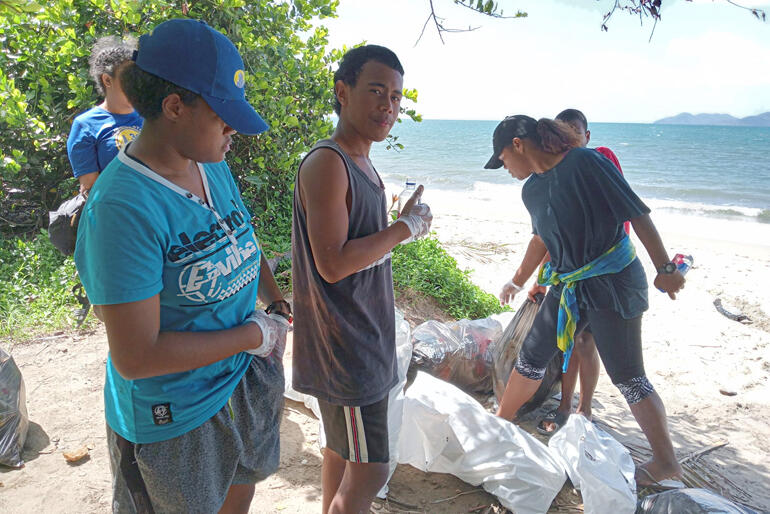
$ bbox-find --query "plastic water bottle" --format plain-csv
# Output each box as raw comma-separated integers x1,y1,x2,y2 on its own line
673,253,693,275
397,178,416,213
657,253,693,292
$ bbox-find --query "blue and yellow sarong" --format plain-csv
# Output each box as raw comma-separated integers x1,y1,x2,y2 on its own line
537,235,637,373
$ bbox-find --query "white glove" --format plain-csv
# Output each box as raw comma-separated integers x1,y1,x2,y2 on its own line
395,202,433,244
499,279,524,305
244,310,292,358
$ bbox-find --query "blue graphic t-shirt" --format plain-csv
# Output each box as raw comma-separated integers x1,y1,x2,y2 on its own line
74,149,260,444
66,106,143,177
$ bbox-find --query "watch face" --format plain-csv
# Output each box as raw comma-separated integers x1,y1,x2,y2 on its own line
662,262,676,274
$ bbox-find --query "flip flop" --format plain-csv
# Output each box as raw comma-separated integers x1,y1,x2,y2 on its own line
536,409,569,436
635,466,686,491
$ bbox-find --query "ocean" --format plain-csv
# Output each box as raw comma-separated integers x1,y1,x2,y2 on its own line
370,120,770,224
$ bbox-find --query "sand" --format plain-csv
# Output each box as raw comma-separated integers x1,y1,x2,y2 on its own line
1,185,769,513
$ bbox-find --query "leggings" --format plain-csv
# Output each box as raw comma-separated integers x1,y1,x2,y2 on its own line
515,289,654,404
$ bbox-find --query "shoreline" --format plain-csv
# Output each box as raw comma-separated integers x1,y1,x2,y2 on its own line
384,179,770,305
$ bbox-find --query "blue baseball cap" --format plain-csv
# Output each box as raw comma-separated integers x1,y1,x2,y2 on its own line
134,19,268,135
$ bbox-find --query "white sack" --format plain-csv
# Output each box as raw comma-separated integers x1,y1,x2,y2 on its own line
398,372,566,514
283,310,412,496
283,366,321,419
376,311,413,497
549,415,636,514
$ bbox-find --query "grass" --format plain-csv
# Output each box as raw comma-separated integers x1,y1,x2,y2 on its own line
0,231,86,341
271,236,506,321
392,235,509,320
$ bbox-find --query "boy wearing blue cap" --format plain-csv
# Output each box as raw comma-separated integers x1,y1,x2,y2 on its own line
74,19,291,513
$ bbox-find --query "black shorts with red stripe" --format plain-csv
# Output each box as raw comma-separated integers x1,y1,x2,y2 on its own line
317,396,389,464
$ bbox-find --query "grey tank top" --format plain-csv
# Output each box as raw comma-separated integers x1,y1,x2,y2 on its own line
291,139,397,406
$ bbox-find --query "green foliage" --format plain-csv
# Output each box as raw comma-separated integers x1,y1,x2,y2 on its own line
272,256,292,293
0,232,83,339
453,0,527,19
0,0,339,252
1,0,505,336
392,235,508,320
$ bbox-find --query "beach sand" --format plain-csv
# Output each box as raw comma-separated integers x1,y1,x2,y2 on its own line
1,186,769,512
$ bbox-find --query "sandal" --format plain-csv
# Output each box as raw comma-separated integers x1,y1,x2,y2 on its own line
536,409,569,436
72,283,91,327
635,466,685,491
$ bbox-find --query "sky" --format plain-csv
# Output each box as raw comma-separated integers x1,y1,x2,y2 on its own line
318,0,770,123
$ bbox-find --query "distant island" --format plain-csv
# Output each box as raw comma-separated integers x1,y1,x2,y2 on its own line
654,112,770,127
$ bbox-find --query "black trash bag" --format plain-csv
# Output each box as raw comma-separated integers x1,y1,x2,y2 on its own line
48,192,87,256
491,293,563,418
0,347,29,468
410,317,503,394
637,488,757,514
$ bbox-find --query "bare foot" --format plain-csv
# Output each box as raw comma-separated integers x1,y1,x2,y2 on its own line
575,407,592,422
635,459,684,489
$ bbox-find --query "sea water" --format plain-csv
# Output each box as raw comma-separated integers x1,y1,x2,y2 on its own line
371,120,770,225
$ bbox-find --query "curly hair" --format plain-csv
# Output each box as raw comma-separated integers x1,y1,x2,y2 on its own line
333,45,404,115
120,62,199,120
88,36,137,96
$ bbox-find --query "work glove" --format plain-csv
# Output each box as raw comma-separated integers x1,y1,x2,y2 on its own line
396,202,433,244
499,279,525,305
244,310,292,359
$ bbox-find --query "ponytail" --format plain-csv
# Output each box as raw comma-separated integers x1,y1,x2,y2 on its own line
532,118,582,155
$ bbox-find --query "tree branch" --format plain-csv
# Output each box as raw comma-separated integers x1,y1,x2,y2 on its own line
725,0,766,21
419,0,766,44
416,0,473,45
453,0,526,20
430,0,446,44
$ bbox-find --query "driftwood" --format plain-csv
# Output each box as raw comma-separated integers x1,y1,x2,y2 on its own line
430,489,485,504
713,298,751,323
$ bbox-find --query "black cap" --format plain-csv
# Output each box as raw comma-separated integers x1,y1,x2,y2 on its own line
484,115,537,169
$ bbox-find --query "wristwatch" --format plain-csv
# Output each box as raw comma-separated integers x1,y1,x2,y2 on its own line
266,299,292,322
657,262,677,274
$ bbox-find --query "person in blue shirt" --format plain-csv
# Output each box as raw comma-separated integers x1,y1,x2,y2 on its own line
486,115,686,489
74,20,291,513
66,36,143,193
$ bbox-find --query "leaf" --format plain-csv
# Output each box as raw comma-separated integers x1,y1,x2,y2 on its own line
0,0,43,14
284,115,299,128
243,175,265,187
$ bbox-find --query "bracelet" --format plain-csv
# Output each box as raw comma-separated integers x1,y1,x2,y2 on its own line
508,280,524,292
266,299,291,313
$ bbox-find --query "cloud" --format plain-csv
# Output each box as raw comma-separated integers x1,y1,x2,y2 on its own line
665,32,770,87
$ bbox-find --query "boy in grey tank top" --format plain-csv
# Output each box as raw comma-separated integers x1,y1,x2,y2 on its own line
292,46,433,513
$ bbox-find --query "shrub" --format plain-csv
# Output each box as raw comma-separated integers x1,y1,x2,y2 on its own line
0,0,338,254
0,231,83,339
392,235,508,320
